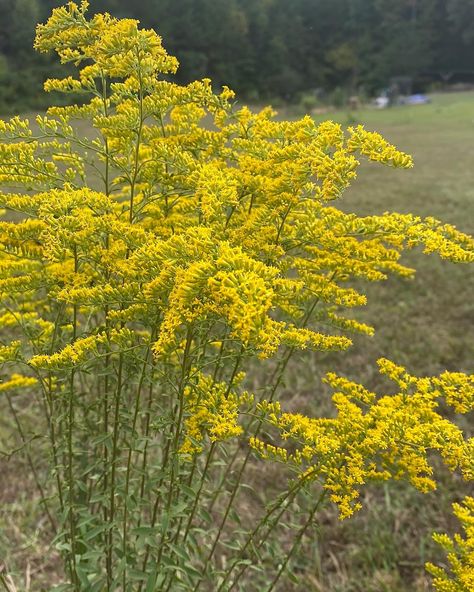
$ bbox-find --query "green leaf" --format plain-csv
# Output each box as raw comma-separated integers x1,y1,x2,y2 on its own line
131,526,158,536
75,563,91,588
145,570,158,592
83,523,110,541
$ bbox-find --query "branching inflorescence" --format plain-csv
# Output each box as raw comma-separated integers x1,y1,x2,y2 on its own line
0,2,473,590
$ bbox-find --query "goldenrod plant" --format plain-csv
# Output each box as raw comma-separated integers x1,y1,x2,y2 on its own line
0,2,473,590
427,496,474,591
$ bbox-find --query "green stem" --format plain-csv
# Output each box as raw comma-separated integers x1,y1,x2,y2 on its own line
137,435,172,592
138,328,193,589
137,378,155,511
223,469,319,591
193,449,248,591
163,442,217,591
207,288,330,515
5,393,56,530
156,329,193,553
67,248,79,590
129,49,145,225
265,491,327,592
122,332,156,591
181,442,216,546
275,202,292,245
224,492,297,591
106,350,124,585
197,288,332,589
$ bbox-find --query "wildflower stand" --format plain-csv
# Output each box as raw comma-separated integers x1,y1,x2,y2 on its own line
0,2,473,590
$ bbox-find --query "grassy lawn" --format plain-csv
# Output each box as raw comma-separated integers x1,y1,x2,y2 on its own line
0,92,473,591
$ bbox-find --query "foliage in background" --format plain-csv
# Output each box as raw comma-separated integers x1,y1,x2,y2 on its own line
0,2,473,590
2,0,474,112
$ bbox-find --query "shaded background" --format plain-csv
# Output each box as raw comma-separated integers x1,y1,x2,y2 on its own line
1,0,474,111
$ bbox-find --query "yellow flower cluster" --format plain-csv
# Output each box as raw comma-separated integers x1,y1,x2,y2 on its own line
0,373,37,393
427,496,474,591
30,327,134,370
0,342,21,364
251,361,474,519
35,1,178,88
347,125,413,167
0,3,470,377
180,371,251,455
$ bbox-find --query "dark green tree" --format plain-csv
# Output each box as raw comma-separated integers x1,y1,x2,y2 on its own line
1,0,473,110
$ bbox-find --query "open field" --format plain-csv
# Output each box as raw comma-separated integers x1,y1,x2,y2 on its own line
1,92,473,591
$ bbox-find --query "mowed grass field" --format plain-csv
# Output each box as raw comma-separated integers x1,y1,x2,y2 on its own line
0,92,473,591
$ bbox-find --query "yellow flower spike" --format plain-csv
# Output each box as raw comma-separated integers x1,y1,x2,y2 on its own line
347,125,414,168
427,497,474,591
0,374,38,393
0,342,21,364
256,363,474,519
433,372,474,413
180,371,246,455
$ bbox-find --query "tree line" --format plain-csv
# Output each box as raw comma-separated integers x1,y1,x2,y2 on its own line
1,0,473,112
